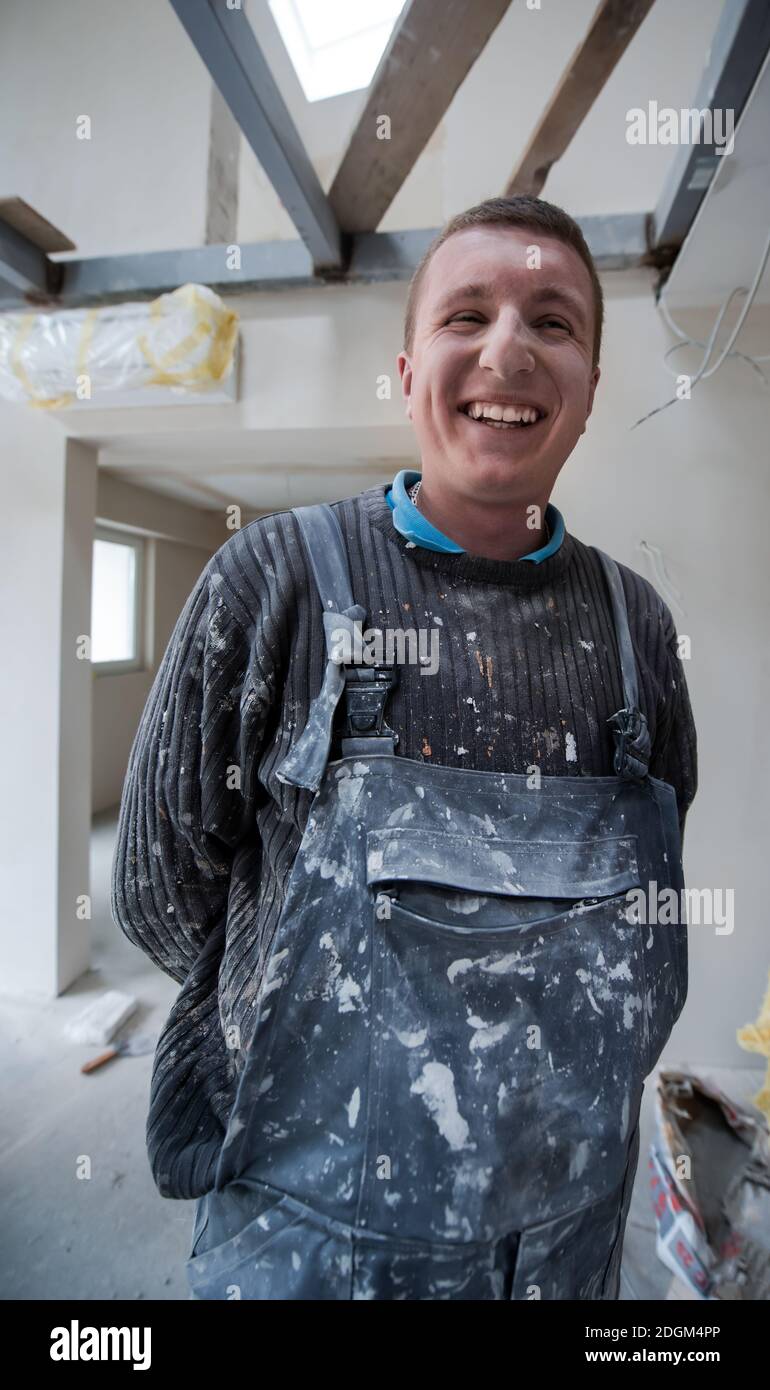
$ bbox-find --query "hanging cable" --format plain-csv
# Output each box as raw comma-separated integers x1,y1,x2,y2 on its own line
630,224,770,430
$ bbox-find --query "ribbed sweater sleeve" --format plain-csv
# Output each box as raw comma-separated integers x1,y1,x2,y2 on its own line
110,554,267,985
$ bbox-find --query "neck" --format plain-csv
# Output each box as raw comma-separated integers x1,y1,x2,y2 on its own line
415,480,551,561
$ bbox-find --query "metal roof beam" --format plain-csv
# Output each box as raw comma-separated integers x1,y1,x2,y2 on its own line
652,0,770,252
168,0,343,269
0,215,650,312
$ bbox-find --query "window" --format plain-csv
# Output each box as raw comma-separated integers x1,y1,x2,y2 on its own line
91,528,144,672
269,0,406,103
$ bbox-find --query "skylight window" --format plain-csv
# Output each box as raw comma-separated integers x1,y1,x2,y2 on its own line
269,0,406,103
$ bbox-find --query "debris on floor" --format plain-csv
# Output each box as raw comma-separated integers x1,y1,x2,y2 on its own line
63,990,138,1046
650,1069,770,1300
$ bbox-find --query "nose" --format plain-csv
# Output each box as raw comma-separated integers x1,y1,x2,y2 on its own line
477,309,536,377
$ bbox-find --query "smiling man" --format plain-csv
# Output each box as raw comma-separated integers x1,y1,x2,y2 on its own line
112,195,698,1302
397,209,600,561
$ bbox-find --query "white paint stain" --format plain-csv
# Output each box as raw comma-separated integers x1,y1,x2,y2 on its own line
622,993,643,1029
569,1139,590,1180
410,1062,470,1151
338,777,365,814
337,975,363,1013
467,1016,510,1053
347,1086,361,1127
446,894,482,916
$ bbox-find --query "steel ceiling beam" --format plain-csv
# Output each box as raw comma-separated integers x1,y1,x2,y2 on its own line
0,217,52,295
652,0,770,252
0,215,650,312
168,0,343,270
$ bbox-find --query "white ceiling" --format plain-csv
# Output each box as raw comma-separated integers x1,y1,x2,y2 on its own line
98,423,416,511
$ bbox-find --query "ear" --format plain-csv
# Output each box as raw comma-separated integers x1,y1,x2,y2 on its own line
397,350,413,420
581,365,601,433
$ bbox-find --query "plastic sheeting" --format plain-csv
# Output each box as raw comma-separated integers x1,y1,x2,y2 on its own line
0,283,238,408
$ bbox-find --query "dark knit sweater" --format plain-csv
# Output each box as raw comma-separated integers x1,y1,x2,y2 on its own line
111,483,698,1200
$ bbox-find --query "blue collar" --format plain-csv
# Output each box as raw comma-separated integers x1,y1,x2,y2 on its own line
385,469,565,560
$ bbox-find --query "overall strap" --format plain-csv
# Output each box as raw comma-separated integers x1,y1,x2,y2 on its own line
275,504,399,792
593,547,651,782
292,503,357,614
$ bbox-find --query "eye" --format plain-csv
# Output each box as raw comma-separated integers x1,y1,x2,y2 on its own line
539,317,572,333
448,313,483,323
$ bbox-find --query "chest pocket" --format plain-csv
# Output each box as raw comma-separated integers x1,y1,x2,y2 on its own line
365,827,641,936
362,826,648,1238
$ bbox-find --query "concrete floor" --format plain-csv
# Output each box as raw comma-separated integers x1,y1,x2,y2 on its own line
0,807,765,1300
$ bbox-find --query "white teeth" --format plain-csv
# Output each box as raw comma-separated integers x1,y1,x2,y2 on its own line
465,401,542,425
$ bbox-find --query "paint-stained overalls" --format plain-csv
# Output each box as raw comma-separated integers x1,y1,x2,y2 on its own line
186,505,687,1300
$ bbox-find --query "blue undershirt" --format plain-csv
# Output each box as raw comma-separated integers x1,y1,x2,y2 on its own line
385,468,565,560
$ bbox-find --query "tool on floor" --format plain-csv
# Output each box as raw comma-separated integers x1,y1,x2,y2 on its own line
81,1032,157,1073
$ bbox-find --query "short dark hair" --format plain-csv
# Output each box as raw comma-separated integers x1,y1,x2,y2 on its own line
403,195,604,370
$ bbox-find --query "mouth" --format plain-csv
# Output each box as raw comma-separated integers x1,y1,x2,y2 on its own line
458,400,549,433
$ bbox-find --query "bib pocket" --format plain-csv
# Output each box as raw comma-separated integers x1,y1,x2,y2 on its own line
366,827,641,938
362,828,648,1241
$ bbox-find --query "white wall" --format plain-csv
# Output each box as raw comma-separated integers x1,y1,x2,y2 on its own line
0,0,211,257
0,412,96,995
553,283,770,1070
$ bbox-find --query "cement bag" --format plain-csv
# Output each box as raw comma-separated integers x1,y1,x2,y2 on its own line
649,1069,770,1299
0,283,238,408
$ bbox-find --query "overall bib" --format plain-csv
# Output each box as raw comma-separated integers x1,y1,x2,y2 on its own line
185,505,687,1300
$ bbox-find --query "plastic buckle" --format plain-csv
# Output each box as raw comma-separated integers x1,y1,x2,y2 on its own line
606,706,651,781
339,664,399,753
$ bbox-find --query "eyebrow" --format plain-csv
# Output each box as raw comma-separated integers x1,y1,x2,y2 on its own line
435,280,589,329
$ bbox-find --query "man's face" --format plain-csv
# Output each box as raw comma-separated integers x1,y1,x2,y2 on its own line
397,226,601,503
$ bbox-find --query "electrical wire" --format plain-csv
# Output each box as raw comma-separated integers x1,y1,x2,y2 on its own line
630,224,770,430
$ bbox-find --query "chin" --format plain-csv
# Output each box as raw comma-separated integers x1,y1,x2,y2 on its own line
456,455,538,489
